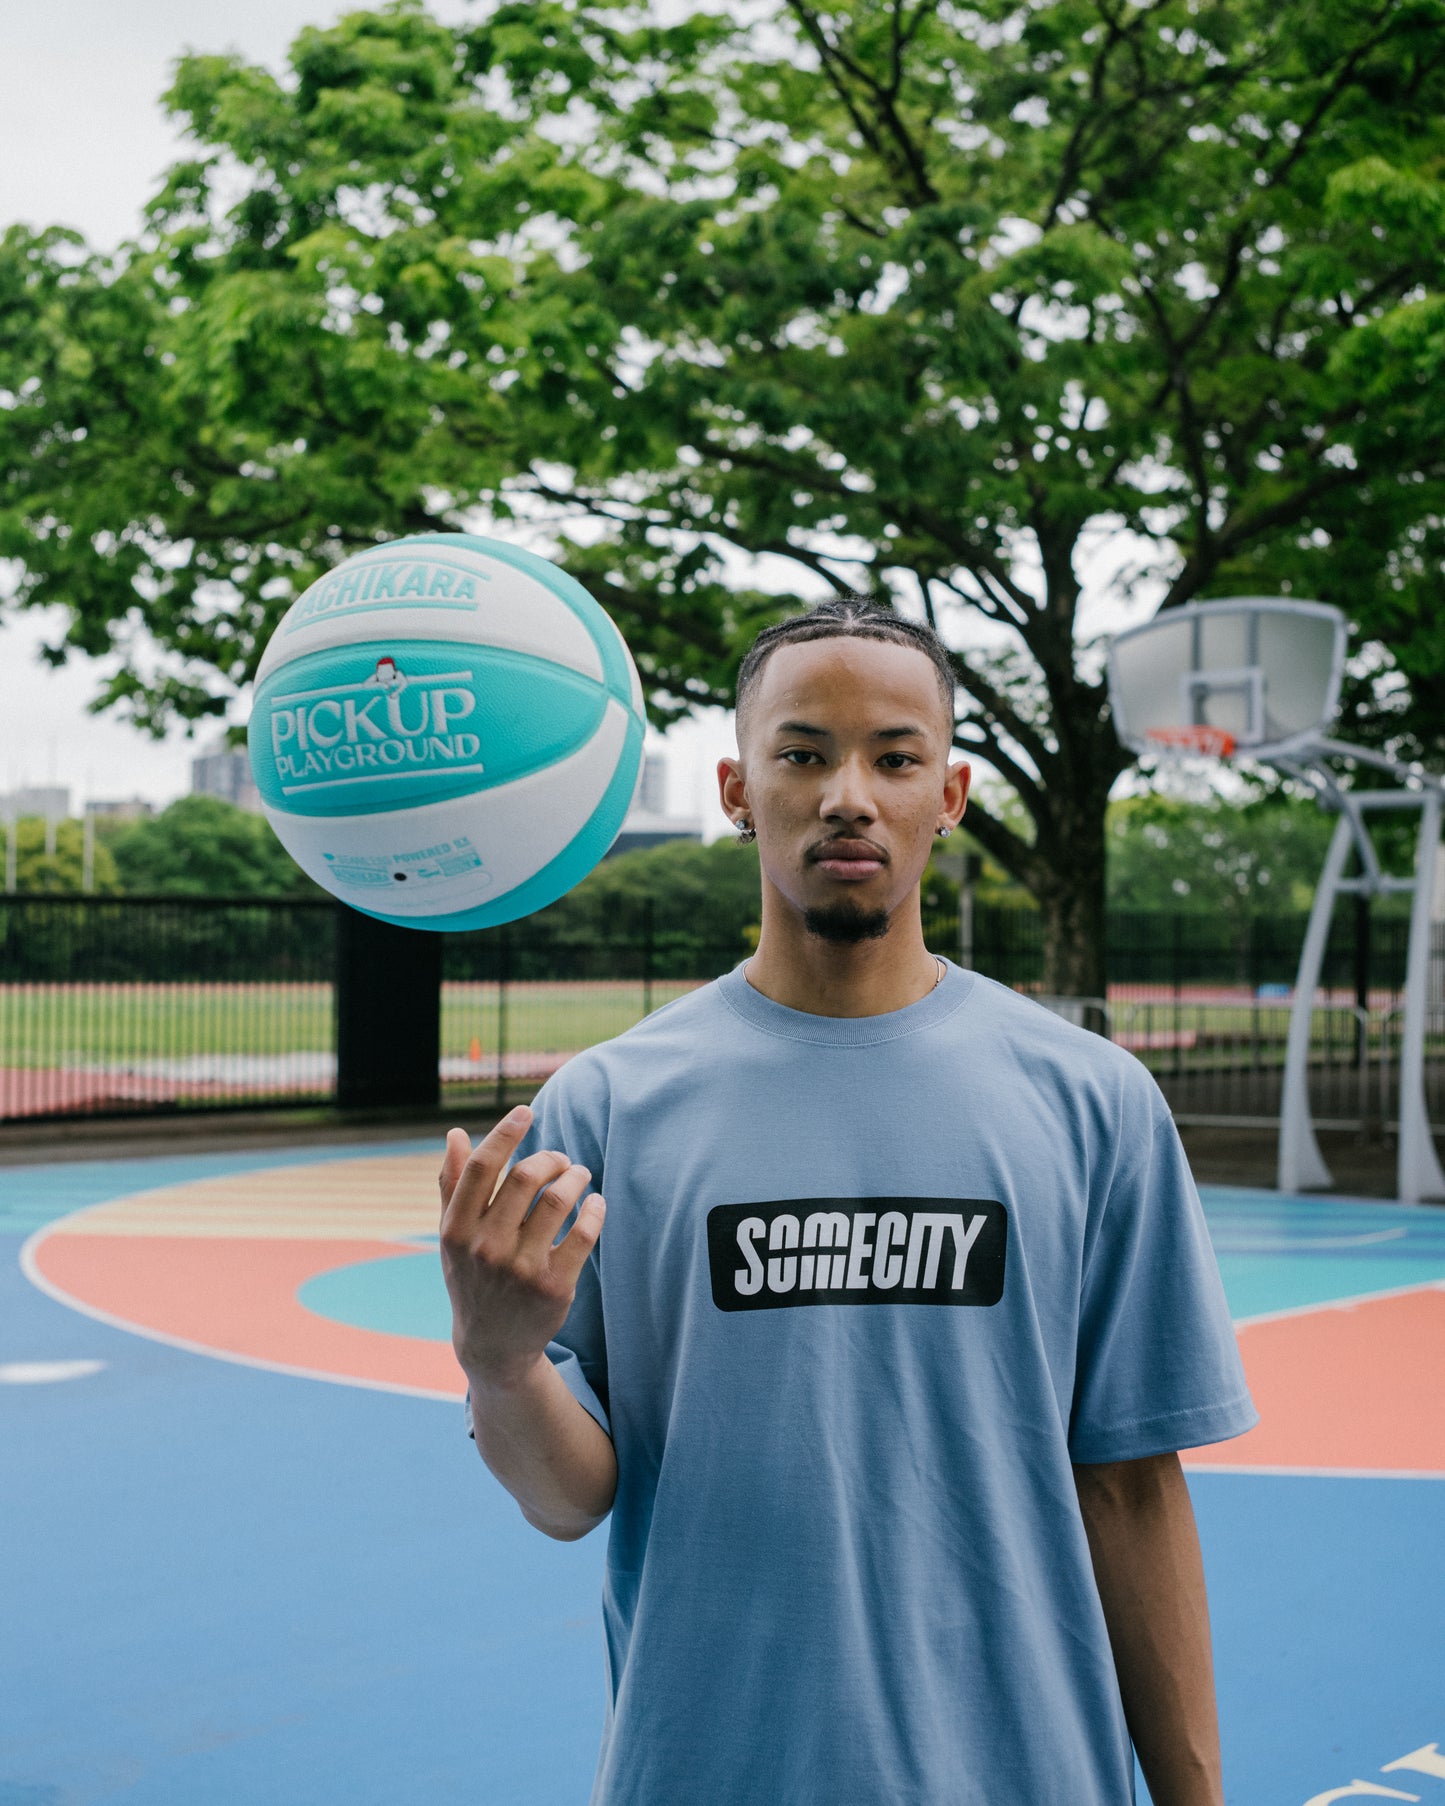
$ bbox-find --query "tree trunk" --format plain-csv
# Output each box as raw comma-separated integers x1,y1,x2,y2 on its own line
1038,875,1108,1006
1033,765,1111,1010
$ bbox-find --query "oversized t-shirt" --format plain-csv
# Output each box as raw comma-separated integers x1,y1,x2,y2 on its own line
486,962,1256,1805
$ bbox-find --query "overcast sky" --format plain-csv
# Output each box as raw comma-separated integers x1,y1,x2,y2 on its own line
0,0,744,827
0,2,1156,826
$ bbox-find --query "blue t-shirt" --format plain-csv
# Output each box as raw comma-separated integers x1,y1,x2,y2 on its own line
496,963,1256,1805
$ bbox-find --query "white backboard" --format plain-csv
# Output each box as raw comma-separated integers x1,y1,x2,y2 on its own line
1107,599,1346,761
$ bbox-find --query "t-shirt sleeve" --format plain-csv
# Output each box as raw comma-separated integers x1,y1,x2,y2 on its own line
1068,1094,1257,1464
463,1067,612,1442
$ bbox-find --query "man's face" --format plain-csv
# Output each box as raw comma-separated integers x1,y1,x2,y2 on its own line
721,636,969,943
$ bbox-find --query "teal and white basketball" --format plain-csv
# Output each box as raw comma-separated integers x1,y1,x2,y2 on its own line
247,533,646,931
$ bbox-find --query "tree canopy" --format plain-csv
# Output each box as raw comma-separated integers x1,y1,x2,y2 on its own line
3,0,1443,989
1106,789,1335,920
105,795,322,895
0,818,121,894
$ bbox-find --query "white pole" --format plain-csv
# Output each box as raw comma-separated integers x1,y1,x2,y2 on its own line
1396,791,1445,1203
82,806,95,893
1278,812,1354,1193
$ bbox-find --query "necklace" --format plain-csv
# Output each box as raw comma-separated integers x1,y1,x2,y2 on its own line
743,955,946,996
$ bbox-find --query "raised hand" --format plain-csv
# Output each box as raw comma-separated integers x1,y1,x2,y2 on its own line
438,1107,606,1392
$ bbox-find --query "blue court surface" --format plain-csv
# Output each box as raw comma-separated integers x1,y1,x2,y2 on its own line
3,1144,1443,1805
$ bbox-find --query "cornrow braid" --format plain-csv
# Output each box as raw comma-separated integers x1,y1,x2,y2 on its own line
735,597,958,734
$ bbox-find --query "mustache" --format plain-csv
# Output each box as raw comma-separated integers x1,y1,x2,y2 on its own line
807,836,889,863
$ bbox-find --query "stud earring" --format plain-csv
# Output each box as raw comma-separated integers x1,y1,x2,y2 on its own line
937,825,953,839
735,818,756,845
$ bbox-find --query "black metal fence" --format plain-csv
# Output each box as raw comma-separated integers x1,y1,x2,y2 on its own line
0,895,336,1119
0,891,1439,1127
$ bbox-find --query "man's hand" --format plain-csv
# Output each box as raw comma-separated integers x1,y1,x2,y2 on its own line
439,1109,616,1540
439,1107,606,1392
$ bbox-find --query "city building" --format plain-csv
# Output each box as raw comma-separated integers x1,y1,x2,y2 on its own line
0,785,70,821
86,798,155,821
191,737,262,813
607,752,703,858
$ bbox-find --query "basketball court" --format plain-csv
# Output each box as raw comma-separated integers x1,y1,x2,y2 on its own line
3,1139,1442,1805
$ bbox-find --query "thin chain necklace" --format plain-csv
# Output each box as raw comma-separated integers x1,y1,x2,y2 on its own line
744,955,946,996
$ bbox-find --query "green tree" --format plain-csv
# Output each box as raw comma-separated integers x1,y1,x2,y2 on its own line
3,0,1443,991
0,818,121,893
1106,791,1337,924
106,795,319,895
533,835,762,968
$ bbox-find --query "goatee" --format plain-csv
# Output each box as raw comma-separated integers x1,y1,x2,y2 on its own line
803,902,891,944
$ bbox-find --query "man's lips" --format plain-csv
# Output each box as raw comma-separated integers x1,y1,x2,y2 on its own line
810,840,887,879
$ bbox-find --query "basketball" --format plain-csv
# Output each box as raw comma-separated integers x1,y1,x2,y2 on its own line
247,532,646,930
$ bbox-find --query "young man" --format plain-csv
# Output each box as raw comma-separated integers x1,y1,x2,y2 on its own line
439,601,1256,1806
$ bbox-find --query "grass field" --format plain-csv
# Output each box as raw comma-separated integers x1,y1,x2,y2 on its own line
0,980,705,1068
1,978,1434,1090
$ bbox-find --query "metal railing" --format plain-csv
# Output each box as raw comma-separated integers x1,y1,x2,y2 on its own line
2,892,1443,1127
0,895,336,1120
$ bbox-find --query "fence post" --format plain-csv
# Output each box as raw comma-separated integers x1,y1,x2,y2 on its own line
643,895,654,1018
1354,892,1371,1074
335,905,441,1110
495,922,510,1115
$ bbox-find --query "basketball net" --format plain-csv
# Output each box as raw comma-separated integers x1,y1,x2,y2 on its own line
1144,725,1237,759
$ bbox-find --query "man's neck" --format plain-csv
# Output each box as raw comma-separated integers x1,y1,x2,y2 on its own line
745,900,942,1018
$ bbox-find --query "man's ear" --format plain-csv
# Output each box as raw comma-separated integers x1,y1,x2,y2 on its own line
718,756,748,824
942,759,971,832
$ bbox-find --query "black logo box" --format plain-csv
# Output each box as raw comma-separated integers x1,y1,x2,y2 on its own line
707,1198,1007,1313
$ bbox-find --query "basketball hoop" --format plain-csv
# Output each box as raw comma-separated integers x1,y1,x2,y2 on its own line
1144,725,1237,759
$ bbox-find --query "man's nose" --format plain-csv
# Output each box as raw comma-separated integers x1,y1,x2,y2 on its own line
819,756,876,822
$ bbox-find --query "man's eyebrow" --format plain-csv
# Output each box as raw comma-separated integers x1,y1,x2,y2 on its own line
772,720,930,740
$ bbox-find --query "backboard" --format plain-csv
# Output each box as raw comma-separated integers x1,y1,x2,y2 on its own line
1106,598,1346,762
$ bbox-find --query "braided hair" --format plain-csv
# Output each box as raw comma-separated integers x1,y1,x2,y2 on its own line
735,598,957,737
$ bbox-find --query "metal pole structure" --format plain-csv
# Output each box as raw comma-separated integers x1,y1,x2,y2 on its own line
1396,790,1445,1203
495,922,510,1116
642,894,654,1018
1278,813,1354,1193
334,905,442,1111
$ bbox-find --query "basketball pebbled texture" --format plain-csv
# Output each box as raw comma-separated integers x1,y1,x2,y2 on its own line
248,533,646,931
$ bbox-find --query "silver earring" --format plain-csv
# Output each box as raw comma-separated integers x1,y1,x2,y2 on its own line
735,818,756,845
938,825,952,839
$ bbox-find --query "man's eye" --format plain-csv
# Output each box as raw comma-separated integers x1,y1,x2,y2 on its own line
880,754,916,769
781,749,819,765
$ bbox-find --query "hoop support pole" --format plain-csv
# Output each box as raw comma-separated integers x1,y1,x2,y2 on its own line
1278,814,1353,1193
1396,790,1445,1203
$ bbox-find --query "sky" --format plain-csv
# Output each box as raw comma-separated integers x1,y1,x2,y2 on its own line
0,1,1162,829
0,0,751,827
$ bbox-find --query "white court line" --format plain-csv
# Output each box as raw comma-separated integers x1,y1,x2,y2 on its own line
1233,1274,1445,1329
0,1358,105,1384
18,1233,461,1402
1215,1227,1412,1250
1184,1462,1445,1481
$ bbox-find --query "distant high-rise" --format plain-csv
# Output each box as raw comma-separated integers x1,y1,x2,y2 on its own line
86,798,155,821
0,785,70,821
191,737,261,813
632,752,668,815
610,750,702,858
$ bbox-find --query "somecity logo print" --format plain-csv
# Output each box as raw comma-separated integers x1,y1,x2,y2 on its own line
707,1198,1007,1312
